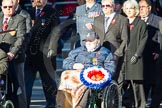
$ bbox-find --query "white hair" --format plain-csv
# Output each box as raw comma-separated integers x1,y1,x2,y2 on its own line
123,0,139,16
101,0,115,5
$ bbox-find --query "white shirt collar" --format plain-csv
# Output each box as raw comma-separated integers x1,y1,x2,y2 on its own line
86,2,95,9
3,17,11,24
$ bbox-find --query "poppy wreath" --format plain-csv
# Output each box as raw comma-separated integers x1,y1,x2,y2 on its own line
80,66,112,89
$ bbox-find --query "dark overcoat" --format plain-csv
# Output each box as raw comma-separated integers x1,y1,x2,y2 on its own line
28,5,60,57
124,17,148,80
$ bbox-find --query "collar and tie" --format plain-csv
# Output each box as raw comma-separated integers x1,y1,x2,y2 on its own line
141,17,148,22
2,18,8,31
104,17,109,32
36,8,41,16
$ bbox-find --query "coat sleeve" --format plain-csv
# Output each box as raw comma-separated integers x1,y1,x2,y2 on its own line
135,22,148,57
104,51,116,75
10,17,26,55
48,11,61,56
159,20,162,50
63,49,80,70
114,17,129,57
0,51,8,75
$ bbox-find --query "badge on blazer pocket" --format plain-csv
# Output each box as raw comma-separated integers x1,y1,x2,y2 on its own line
9,28,17,36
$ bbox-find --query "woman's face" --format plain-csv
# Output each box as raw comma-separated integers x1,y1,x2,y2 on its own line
124,3,136,18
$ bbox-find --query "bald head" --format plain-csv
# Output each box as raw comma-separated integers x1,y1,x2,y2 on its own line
2,0,15,17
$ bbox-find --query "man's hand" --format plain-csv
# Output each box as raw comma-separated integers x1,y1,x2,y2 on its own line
131,55,138,64
113,54,119,61
47,49,55,58
152,53,159,60
7,52,14,61
86,23,93,30
73,63,84,70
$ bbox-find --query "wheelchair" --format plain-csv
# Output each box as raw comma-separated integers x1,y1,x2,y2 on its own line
86,80,121,108
0,75,14,108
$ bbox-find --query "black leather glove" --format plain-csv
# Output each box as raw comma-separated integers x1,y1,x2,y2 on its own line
131,55,138,64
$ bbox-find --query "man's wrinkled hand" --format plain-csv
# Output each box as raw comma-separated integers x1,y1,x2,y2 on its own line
113,54,118,61
7,52,14,61
47,49,54,58
131,55,138,64
73,63,84,70
86,23,93,30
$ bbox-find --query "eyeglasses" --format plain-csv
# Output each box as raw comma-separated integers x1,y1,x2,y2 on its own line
84,40,95,42
125,7,135,10
101,5,112,8
139,6,149,9
3,6,13,9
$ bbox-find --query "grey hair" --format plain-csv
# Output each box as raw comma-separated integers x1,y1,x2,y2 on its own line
101,0,115,5
123,0,139,16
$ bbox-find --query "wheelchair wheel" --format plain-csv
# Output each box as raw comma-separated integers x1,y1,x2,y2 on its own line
101,81,120,108
3,100,14,108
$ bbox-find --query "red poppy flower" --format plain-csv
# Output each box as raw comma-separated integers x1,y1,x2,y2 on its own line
2,23,8,31
40,12,45,17
87,70,105,81
111,19,115,25
130,24,134,30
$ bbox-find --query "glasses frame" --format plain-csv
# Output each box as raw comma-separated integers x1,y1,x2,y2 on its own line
101,4,112,8
139,5,149,9
2,6,13,9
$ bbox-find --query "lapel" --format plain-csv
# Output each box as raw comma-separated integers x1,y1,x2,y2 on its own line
80,4,87,14
0,13,4,32
98,15,105,43
7,16,14,30
106,13,117,33
35,5,48,21
100,15,105,34
30,7,36,20
146,14,154,25
1,15,15,37
131,17,140,30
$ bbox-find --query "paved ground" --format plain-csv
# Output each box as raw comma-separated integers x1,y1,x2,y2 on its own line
30,40,69,108
30,57,64,108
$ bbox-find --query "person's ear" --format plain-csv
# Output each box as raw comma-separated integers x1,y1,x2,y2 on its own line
148,6,151,12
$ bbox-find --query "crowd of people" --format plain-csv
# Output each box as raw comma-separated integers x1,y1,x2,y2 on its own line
0,0,162,108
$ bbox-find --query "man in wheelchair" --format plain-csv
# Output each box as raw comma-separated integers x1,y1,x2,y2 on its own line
57,32,116,108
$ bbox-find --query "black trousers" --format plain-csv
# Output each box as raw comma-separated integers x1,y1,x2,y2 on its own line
25,52,57,108
150,54,162,108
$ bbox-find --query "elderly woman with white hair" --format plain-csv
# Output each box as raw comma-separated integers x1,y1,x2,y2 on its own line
122,0,148,107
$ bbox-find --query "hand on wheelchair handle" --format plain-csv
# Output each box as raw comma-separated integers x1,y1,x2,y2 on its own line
130,55,138,64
